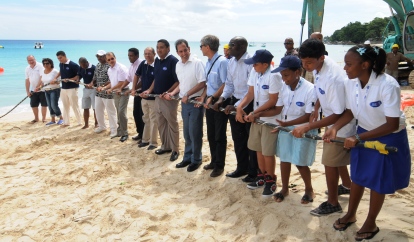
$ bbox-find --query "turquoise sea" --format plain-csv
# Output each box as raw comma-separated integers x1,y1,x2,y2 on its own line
0,40,353,115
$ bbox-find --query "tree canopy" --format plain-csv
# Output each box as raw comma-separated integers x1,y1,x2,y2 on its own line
326,17,392,43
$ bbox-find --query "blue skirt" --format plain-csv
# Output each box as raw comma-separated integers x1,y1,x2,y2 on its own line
276,126,317,166
351,127,411,194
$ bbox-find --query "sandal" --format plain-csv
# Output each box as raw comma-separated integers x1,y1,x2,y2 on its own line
355,227,379,241
29,120,38,124
273,192,285,203
333,218,356,231
301,194,314,204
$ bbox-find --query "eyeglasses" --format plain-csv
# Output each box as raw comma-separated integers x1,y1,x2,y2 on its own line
107,57,115,61
284,42,293,45
43,63,50,65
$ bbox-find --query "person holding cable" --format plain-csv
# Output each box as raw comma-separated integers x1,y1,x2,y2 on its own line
235,49,283,197
77,57,97,129
325,45,411,241
25,55,47,124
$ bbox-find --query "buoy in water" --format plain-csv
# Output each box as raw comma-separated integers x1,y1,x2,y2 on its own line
0,67,4,75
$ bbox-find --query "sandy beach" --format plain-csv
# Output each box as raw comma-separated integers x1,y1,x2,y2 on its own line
0,92,413,242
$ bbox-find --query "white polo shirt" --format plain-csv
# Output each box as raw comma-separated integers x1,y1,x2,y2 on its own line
314,56,355,138
345,72,406,131
108,62,128,88
248,67,283,123
25,62,44,91
276,77,316,127
176,54,206,98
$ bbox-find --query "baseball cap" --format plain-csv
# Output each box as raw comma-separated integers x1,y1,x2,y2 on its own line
364,40,371,45
271,55,302,73
244,49,274,65
223,44,229,49
96,50,106,56
392,44,399,49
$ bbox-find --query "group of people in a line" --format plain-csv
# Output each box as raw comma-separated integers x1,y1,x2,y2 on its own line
24,34,411,241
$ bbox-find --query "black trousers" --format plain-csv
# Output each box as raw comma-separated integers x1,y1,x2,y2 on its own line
133,95,145,138
228,97,258,176
205,99,229,169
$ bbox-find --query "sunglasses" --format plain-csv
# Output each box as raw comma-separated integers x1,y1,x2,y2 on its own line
43,62,50,65
284,42,293,45
107,57,115,61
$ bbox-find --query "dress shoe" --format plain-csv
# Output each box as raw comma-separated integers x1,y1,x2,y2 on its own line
138,142,149,148
147,145,157,150
203,163,215,170
210,168,224,177
155,149,172,155
187,163,201,172
176,160,191,168
170,151,179,161
242,174,256,183
226,170,248,178
132,135,142,141
119,135,128,142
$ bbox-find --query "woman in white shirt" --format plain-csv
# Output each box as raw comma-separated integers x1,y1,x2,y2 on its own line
324,45,411,241
38,58,63,125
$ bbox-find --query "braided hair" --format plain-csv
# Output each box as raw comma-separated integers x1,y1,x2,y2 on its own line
347,45,386,77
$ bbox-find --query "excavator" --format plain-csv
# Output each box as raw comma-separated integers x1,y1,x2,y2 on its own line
299,0,414,82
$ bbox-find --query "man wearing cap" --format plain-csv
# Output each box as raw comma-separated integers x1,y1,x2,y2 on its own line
284,37,298,57
235,49,283,197
76,57,97,129
213,36,258,181
223,44,231,59
94,50,117,136
386,44,414,81
199,34,229,177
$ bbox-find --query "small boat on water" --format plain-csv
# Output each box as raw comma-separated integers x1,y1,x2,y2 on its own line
0,45,4,49
261,43,266,47
249,42,256,47
34,42,43,49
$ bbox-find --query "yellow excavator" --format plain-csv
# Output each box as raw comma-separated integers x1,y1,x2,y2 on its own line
300,0,414,82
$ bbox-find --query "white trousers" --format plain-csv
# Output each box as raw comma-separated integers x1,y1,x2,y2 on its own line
60,88,82,125
95,96,118,135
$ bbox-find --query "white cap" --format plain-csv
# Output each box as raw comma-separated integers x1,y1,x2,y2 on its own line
364,40,371,45
96,50,106,56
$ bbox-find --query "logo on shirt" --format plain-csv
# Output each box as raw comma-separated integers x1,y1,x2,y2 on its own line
370,101,382,108
296,101,305,107
318,88,325,94
151,72,153,75
261,85,269,89
66,67,69,70
163,67,167,71
88,72,92,75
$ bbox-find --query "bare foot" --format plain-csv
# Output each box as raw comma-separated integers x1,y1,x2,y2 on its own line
81,125,89,129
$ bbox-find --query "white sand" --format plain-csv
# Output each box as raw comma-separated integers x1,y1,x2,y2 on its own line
0,95,413,242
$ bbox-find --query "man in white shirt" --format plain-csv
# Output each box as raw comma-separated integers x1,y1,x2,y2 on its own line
25,55,47,123
213,36,258,181
102,52,129,142
167,39,206,172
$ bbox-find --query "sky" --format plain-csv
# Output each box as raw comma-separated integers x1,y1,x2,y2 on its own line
0,0,392,42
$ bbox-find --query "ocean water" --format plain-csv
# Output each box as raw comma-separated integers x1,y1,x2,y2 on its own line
0,39,353,115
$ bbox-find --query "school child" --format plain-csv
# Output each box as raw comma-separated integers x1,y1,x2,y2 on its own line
235,49,283,197
324,45,411,241
291,38,355,216
258,55,317,204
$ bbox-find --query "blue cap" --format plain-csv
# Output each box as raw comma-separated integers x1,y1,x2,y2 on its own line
244,49,274,65
271,55,302,73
